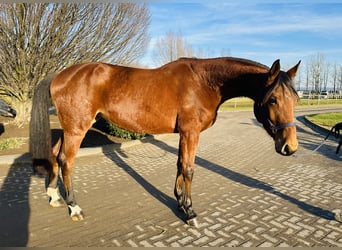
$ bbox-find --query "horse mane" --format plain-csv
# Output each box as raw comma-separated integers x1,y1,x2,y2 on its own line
181,57,269,90
177,56,269,69
164,57,298,101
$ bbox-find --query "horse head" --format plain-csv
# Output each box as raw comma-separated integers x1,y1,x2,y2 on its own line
254,59,300,156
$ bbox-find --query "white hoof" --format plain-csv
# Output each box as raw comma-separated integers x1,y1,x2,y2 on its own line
333,209,342,222
187,217,199,227
47,187,64,207
68,205,85,221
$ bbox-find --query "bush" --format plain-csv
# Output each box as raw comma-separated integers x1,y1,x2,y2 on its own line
0,137,27,150
107,122,145,140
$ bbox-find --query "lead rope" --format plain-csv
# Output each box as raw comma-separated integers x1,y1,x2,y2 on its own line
293,129,334,158
292,137,327,158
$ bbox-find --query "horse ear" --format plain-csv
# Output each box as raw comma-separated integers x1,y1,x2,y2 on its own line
266,59,280,86
287,60,301,79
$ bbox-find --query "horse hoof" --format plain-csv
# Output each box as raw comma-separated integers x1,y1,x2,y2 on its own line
68,205,84,221
71,212,85,221
333,209,342,222
186,217,198,227
49,198,64,208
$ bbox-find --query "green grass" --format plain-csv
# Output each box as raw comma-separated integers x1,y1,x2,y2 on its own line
219,98,254,111
0,137,28,151
306,112,342,128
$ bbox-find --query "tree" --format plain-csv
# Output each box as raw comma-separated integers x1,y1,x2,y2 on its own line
0,3,150,125
338,66,342,95
153,30,231,67
305,62,310,92
307,53,328,93
153,31,194,66
332,62,338,94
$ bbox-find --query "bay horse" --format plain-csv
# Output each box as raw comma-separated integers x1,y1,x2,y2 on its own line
30,57,300,225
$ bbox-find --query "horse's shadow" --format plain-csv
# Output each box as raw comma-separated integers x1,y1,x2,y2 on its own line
0,119,337,247
101,144,185,222
153,138,336,220
102,135,336,223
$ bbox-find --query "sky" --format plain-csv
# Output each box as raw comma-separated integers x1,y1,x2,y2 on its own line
139,1,342,70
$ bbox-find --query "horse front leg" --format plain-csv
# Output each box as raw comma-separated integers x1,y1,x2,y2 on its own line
174,130,199,227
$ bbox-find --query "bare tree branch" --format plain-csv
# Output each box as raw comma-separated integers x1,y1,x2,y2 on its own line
0,3,150,104
153,30,194,66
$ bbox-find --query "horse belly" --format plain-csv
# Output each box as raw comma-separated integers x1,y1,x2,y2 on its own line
102,99,178,135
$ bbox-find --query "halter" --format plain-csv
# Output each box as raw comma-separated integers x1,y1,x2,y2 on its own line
255,101,296,136
255,79,297,136
266,118,296,135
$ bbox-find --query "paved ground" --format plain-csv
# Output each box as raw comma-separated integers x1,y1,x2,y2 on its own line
0,108,341,247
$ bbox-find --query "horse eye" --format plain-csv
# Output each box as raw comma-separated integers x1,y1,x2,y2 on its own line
269,97,277,104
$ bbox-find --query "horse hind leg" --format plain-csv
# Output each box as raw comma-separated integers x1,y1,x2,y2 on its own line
59,132,86,221
47,129,86,221
46,136,64,208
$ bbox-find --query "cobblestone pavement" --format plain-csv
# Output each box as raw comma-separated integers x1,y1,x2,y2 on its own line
0,108,341,247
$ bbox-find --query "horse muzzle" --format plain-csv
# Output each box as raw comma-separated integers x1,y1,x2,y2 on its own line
267,119,297,156
276,141,298,156
275,131,298,156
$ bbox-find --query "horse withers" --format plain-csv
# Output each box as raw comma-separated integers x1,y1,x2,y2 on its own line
30,57,300,225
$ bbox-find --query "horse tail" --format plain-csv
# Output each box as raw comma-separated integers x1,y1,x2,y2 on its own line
29,73,57,174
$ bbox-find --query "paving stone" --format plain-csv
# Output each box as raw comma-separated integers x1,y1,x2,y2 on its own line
0,109,341,246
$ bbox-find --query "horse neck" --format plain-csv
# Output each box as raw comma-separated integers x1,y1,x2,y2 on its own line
201,59,268,103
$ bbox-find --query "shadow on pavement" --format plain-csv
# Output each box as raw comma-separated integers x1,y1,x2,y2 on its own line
145,138,336,221
0,154,34,246
102,144,186,223
296,132,340,160
296,117,342,161
0,125,118,247
0,114,338,247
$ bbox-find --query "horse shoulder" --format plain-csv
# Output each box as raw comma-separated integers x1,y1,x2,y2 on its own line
167,62,221,132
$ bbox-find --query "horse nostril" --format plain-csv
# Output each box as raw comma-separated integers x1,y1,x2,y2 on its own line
281,143,290,155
